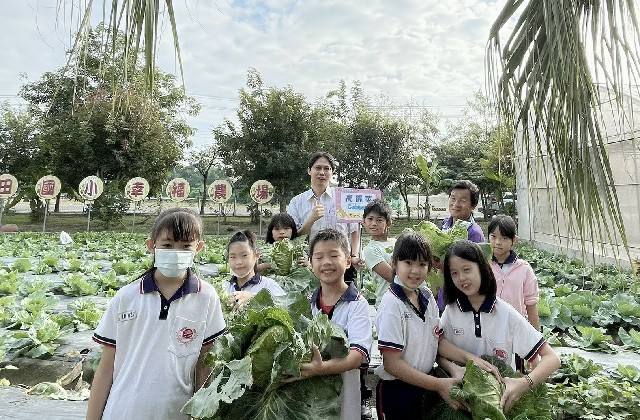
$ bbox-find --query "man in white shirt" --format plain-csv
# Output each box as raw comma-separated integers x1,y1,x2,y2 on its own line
287,151,362,282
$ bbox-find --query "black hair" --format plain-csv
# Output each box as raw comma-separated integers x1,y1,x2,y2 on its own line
309,228,349,257
265,213,298,244
227,230,259,273
363,199,392,223
392,231,433,267
150,208,203,242
449,180,480,207
443,240,496,304
308,151,337,171
488,215,517,240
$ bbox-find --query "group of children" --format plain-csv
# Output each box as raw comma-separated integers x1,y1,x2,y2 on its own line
87,179,560,420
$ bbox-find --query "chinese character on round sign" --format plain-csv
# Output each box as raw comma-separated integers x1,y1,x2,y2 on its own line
0,174,18,199
208,180,232,204
125,177,150,202
35,175,61,200
79,176,104,201
250,180,274,204
166,178,191,202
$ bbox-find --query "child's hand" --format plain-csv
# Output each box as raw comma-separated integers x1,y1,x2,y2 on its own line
351,256,366,271
500,376,529,413
299,345,324,378
469,356,502,382
436,377,464,410
296,256,310,267
229,291,255,310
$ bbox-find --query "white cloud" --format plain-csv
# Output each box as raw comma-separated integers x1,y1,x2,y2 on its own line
0,0,509,146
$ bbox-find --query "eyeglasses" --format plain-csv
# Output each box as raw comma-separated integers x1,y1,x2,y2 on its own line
312,165,332,172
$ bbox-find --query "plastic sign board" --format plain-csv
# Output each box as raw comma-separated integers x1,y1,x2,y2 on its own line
335,187,381,223
208,180,233,204
166,178,191,202
250,180,274,204
35,175,62,200
0,174,18,199
79,176,104,201
125,177,150,202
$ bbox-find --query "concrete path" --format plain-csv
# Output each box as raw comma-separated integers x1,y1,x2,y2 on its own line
0,386,87,419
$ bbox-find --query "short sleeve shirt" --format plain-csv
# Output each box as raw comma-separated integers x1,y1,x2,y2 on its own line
439,295,545,368
310,282,372,420
93,270,226,420
288,187,356,241
225,273,285,296
362,238,396,304
375,283,441,380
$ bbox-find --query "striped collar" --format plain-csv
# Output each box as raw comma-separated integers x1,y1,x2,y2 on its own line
456,294,496,313
389,281,431,319
311,281,360,309
229,273,262,291
140,268,201,295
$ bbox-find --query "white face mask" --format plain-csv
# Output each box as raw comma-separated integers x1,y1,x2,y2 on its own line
393,276,418,292
154,249,195,278
230,268,254,279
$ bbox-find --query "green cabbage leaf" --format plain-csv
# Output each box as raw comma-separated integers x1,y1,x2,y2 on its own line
412,220,469,260
182,289,348,420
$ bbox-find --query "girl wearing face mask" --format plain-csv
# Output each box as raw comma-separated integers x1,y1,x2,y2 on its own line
87,208,227,420
226,230,285,309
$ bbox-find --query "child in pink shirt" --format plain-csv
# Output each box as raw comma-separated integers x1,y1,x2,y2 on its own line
488,215,539,371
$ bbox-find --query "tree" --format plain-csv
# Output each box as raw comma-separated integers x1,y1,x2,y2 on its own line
18,25,198,215
488,1,640,253
216,69,320,218
416,156,445,221
187,145,224,215
0,105,45,216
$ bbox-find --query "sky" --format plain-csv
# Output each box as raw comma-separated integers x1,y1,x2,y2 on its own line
0,0,512,148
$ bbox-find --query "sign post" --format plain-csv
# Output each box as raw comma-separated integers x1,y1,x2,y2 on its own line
0,174,18,226
35,175,62,233
166,177,191,206
335,187,382,289
125,177,150,232
250,180,274,237
79,176,104,232
208,180,233,236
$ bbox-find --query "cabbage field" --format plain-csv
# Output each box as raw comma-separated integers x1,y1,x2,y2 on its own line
0,232,639,419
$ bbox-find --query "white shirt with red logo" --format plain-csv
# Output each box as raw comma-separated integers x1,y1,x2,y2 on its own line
439,296,545,368
93,271,226,420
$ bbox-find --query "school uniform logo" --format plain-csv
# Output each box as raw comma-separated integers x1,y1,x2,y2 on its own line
118,310,137,322
176,327,198,344
453,327,464,335
493,348,507,360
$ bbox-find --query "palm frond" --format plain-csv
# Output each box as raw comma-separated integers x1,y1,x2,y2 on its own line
60,0,182,91
487,0,640,259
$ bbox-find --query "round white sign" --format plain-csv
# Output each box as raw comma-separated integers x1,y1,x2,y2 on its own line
125,177,150,202
208,180,233,204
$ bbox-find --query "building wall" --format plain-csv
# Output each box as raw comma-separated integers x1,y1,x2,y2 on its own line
516,88,640,267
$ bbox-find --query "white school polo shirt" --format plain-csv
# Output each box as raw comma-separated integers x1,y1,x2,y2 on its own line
310,282,372,420
225,273,285,296
375,282,442,380
93,269,227,420
440,295,545,368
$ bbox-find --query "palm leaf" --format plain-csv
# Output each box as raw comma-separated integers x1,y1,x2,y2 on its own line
59,0,182,91
487,0,640,259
